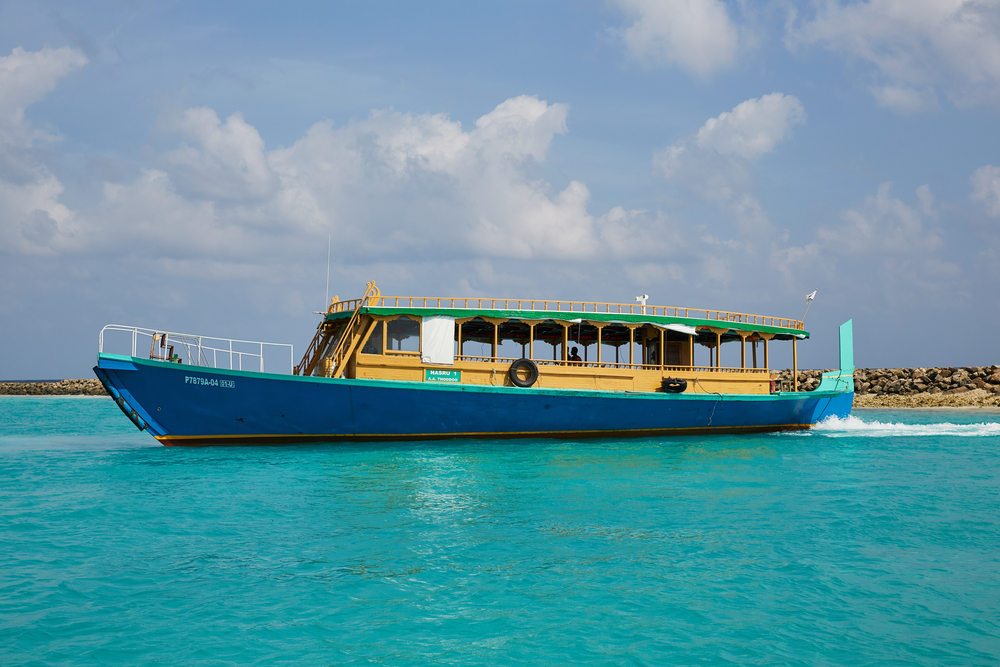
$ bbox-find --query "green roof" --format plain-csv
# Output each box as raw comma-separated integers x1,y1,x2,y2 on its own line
324,306,809,340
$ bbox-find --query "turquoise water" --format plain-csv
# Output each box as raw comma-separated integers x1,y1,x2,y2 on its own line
2,397,999,665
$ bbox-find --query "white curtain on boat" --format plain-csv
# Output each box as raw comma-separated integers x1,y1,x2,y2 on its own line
421,316,455,365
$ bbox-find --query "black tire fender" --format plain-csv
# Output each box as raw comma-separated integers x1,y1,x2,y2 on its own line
509,358,539,388
662,378,688,393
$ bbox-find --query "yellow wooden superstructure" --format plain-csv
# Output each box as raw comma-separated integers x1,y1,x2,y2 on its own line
294,282,808,394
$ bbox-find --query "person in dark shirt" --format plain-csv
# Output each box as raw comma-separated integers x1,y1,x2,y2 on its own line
569,346,582,362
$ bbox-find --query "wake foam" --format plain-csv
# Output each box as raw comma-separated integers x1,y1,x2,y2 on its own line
810,414,1000,438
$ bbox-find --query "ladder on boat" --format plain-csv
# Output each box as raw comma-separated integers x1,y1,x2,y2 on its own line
293,281,379,378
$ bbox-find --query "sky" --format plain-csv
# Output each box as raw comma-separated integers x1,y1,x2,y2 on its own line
2,0,1000,379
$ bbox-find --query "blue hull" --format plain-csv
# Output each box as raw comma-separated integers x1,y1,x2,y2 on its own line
94,354,853,446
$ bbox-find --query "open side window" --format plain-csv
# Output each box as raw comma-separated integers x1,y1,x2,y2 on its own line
386,316,420,354
360,321,384,355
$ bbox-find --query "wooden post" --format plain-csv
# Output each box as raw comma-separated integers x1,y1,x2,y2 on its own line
597,325,602,365
715,331,721,368
457,322,463,360
764,338,769,369
793,337,798,391
528,323,534,360
493,322,498,361
659,328,664,370
628,327,634,366
562,325,568,362
752,340,757,369
688,334,694,368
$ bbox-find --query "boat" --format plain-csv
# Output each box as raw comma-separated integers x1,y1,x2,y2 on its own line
93,281,855,446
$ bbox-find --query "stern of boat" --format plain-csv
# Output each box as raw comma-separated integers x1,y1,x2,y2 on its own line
812,319,855,419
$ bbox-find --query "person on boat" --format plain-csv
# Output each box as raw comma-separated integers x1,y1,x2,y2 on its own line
569,347,582,362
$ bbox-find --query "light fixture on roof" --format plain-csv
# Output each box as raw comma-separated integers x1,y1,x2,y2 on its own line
635,294,649,314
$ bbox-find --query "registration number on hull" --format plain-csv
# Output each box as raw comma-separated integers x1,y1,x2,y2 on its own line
185,376,236,389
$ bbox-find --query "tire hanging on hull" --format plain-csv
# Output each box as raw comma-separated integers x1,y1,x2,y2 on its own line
661,378,688,393
509,358,539,387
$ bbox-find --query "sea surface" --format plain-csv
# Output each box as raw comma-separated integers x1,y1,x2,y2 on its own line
2,396,998,666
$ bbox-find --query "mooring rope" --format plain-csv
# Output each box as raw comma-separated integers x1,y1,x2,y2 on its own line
693,376,723,426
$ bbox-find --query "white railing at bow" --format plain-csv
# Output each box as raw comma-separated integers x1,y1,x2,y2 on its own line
99,325,294,374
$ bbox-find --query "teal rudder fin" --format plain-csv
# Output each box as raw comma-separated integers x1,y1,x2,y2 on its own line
839,319,854,372
816,319,855,393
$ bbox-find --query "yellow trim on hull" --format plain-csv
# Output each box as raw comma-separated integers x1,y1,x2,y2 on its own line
154,423,813,446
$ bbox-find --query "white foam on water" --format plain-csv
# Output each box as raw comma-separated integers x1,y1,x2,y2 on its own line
810,414,1000,438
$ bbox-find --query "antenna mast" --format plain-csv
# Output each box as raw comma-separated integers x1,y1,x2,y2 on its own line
325,235,331,310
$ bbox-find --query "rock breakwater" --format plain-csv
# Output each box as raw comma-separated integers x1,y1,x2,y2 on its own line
775,366,1000,407
0,379,105,396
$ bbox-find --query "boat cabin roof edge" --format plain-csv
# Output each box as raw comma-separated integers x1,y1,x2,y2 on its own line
323,306,810,340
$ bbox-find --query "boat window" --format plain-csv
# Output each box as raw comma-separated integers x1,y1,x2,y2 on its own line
640,326,658,366
457,318,494,360
663,342,681,365
498,320,531,360
361,321,384,355
387,316,420,353
598,324,631,366
663,328,689,367
565,321,598,363
530,320,564,361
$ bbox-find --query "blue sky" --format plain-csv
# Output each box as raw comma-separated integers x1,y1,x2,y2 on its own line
2,0,1000,379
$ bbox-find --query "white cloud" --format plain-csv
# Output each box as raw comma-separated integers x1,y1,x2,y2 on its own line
0,46,88,146
778,183,961,307
163,108,274,200
814,182,943,255
95,170,229,256
788,0,1000,108
614,0,740,76
256,96,598,260
61,95,670,266
472,95,568,161
971,164,1000,216
870,85,940,113
694,93,806,159
655,93,805,235
916,183,935,217
0,46,86,255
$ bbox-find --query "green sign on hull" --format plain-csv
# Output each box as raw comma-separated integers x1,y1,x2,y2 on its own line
425,369,461,383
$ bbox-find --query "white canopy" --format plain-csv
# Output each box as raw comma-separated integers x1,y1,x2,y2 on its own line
661,322,698,336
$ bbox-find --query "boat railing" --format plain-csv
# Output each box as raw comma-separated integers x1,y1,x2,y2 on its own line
99,325,295,375
455,355,769,374
355,296,804,330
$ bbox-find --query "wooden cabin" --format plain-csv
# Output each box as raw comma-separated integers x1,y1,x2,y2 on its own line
294,282,809,394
